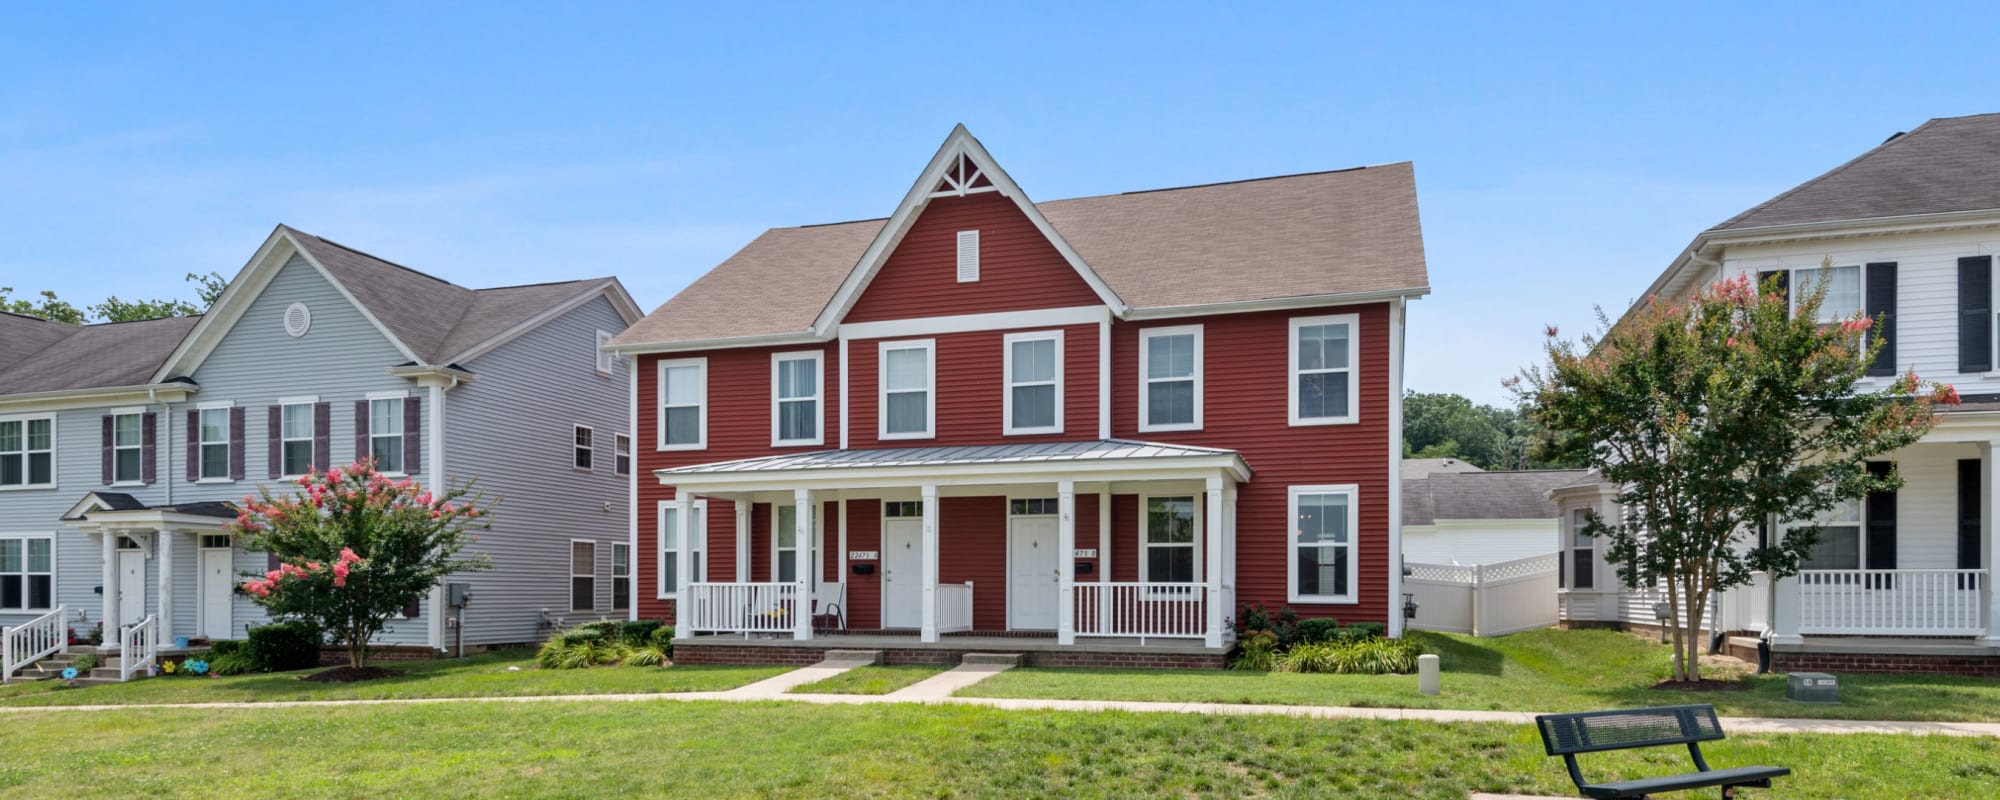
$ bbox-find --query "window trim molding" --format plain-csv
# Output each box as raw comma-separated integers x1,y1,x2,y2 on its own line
1002,330,1065,436
595,330,617,377
569,538,598,614
195,403,234,483
277,399,317,480
613,433,632,477
573,425,595,473
1566,507,1596,590
770,503,818,587
656,357,709,452
1136,493,1202,585
611,541,632,612
0,413,58,491
877,339,936,441
110,410,146,487
1288,313,1361,426
770,350,826,448
1286,484,1361,605
365,395,408,478
0,533,56,612
655,499,707,600
1789,262,1866,321
1137,325,1204,433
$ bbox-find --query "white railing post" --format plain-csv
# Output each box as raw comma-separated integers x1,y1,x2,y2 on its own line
1203,476,1224,648
920,484,940,643
1057,480,1076,646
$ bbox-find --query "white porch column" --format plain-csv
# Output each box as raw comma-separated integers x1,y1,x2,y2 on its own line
673,492,694,641
1097,489,1111,583
100,530,118,649
1204,475,1225,648
157,529,175,648
734,502,750,582
1057,480,1077,645
793,488,813,641
1985,442,2000,648
1769,513,1804,645
920,484,940,643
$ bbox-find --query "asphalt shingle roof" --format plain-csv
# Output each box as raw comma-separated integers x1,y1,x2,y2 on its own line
0,315,201,395
1402,469,1591,526
1712,113,2000,231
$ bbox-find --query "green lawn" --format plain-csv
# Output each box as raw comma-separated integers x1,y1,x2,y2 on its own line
0,700,1992,798
789,664,948,695
962,629,2000,722
0,648,785,707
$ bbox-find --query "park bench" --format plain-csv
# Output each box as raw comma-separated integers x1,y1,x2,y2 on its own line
1533,704,1789,799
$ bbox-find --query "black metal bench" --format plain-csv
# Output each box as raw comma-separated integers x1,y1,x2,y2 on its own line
1533,704,1789,799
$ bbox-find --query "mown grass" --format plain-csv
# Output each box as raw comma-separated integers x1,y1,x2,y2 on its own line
0,648,784,707
962,629,2000,722
788,665,948,695
0,700,1993,798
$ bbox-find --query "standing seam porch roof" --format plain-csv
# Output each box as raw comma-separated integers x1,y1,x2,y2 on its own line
654,439,1248,477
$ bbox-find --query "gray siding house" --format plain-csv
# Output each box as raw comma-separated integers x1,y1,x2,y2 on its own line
0,225,638,660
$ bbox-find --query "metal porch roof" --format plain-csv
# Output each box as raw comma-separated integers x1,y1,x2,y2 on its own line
655,439,1247,478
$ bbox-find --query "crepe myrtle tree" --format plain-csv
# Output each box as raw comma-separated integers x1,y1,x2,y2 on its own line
231,461,493,670
1513,270,1959,682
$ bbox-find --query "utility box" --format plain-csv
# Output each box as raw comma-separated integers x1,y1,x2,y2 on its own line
447,583,474,608
1785,672,1839,704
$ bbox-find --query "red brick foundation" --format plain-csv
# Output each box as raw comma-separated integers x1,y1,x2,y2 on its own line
1768,651,2000,678
673,644,1226,670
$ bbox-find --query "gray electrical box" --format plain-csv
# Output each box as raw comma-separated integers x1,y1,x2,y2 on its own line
1785,672,1839,703
447,583,474,608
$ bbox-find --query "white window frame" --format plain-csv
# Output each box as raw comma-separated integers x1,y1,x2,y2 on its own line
1789,496,1866,571
110,408,145,487
1289,313,1360,426
570,539,598,613
878,339,936,441
771,350,825,447
1567,507,1596,590
0,413,58,490
657,358,708,451
1137,494,1202,586
1287,484,1360,604
0,534,56,612
366,392,407,477
614,434,632,477
1789,263,1865,323
1003,330,1064,436
1138,325,1203,433
195,401,234,483
611,542,631,612
771,503,818,587
573,425,594,472
595,330,617,376
278,397,317,479
655,500,707,600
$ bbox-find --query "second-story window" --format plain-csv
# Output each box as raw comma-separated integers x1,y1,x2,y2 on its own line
370,398,405,474
1004,331,1063,435
1291,314,1358,425
198,407,232,480
573,426,594,471
1139,326,1202,432
772,351,823,447
0,415,55,489
1790,264,1862,323
658,358,707,450
280,402,315,477
111,412,144,484
880,340,934,439
614,434,632,477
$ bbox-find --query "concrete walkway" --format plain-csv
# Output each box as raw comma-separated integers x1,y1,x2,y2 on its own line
720,652,877,697
882,662,1014,701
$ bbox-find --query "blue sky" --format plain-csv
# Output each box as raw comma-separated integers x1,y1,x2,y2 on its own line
4,3,1997,405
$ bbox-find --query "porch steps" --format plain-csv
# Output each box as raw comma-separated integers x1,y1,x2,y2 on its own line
8,646,156,685
958,652,1024,667
822,650,885,666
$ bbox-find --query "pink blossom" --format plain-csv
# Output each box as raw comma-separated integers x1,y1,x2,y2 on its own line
328,468,343,484
1726,336,1737,348
265,569,283,582
339,547,361,564
1938,384,1963,406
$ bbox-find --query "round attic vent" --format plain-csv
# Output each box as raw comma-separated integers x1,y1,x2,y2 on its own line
283,302,312,338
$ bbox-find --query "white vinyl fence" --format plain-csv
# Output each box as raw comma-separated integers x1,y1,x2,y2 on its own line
1405,553,1559,637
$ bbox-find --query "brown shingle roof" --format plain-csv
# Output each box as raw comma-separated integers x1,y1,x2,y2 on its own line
1712,113,2000,231
1402,469,1592,526
614,162,1428,347
0,315,201,395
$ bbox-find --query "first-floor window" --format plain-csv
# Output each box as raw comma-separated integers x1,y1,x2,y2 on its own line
1141,496,1197,583
775,505,803,584
659,503,706,597
571,541,597,612
0,536,54,610
612,543,631,611
1290,486,1357,602
1568,508,1595,589
0,416,55,488
370,398,405,473
1798,498,1863,570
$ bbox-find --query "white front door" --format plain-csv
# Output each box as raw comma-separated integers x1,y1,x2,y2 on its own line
200,545,235,639
118,547,146,624
882,518,924,629
1008,517,1060,630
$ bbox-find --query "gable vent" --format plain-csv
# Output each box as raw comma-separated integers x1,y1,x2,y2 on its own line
283,302,312,338
956,230,980,283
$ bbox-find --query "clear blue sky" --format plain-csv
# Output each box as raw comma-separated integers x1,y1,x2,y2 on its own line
5,3,1997,405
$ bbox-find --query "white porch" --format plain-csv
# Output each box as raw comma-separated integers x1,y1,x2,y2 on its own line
60,493,241,662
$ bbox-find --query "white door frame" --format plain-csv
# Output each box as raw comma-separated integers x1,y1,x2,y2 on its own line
1006,505,1061,631
198,535,234,640
881,516,924,629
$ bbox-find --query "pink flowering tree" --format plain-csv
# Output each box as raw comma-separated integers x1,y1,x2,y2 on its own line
231,461,492,670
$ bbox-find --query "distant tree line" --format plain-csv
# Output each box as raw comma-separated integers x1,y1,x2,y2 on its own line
1402,390,1579,470
1,271,226,324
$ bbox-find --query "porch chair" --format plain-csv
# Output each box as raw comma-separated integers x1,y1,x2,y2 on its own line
811,582,847,635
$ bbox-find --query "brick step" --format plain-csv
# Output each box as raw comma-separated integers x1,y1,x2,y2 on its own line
821,650,884,665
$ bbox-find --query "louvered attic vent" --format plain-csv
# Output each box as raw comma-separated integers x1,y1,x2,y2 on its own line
957,229,980,283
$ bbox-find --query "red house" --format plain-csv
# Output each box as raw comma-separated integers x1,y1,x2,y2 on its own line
608,127,1429,667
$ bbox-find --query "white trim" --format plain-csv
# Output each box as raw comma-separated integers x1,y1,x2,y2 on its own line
569,538,599,614
282,301,312,338
0,533,56,613
0,384,196,414
656,499,707,600
364,390,408,401
609,331,823,357
1002,330,1064,436
956,229,980,283
1288,313,1360,426
770,350,826,447
658,456,1253,494
613,433,632,478
1287,484,1361,604
839,337,851,449
1386,298,1406,636
839,306,1109,341
1137,493,1203,586
656,357,708,451
1137,325,1203,433
877,339,936,441
1121,288,1429,320
1097,319,1110,440
627,365,639,620
572,424,595,473
595,330,617,376
196,400,238,410
277,400,316,479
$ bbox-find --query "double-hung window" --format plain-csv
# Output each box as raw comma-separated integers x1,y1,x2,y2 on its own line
612,543,631,611
595,330,617,376
879,340,934,439
658,358,707,450
1798,498,1864,571
614,434,632,477
1289,485,1358,603
0,416,55,489
571,540,597,612
573,426,594,471
369,397,405,474
1290,314,1358,425
657,501,705,598
775,505,818,585
772,351,823,446
1567,508,1595,589
0,536,54,610
280,402,314,478
1140,496,1198,584
1004,331,1063,435
112,412,143,485
1790,264,1863,323
1139,326,1202,431
198,406,232,481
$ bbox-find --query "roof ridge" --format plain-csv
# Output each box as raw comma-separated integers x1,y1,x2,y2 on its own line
285,227,471,292
0,310,78,326
1710,118,1942,231
473,278,603,292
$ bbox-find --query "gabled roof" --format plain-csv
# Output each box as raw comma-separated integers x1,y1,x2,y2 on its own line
612,127,1429,350
1713,113,2000,231
1402,469,1591,526
1402,457,1484,480
0,312,82,374
0,315,201,395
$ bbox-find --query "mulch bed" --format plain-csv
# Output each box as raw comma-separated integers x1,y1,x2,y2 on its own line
301,666,404,683
1649,678,1752,692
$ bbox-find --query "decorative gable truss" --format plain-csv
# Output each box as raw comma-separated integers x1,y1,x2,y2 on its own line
930,151,997,198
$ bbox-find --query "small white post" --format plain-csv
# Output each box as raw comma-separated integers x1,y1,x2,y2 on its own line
1204,475,1225,648
1057,480,1077,646
794,488,813,641
1417,653,1441,696
101,530,118,650
673,492,694,641
920,484,940,643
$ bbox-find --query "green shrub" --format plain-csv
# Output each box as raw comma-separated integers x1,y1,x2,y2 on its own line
1233,602,1301,647
1340,622,1387,641
1294,618,1343,645
1229,630,1280,671
1276,637,1422,675
245,622,323,672
620,644,670,667
208,653,255,676
70,653,99,674
620,620,664,646
647,625,673,651
207,639,244,658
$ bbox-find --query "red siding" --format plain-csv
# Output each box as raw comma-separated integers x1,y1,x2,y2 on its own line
847,323,1100,449
845,499,882,629
844,192,1103,323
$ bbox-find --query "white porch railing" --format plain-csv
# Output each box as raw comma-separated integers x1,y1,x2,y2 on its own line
936,582,973,634
1073,582,1207,642
683,583,801,635
2,605,68,683
1797,569,1988,636
119,615,159,682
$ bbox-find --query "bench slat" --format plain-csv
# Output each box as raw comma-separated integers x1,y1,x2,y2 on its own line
1582,766,1791,799
1536,704,1723,755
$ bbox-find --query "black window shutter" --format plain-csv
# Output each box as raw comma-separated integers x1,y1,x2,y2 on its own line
354,400,371,466
267,552,281,571
1864,262,1897,376
403,597,422,618
185,410,199,482
100,415,114,485
1959,255,1992,373
313,402,331,473
1758,269,1790,311
403,396,422,475
228,406,246,482
267,405,282,480
141,412,157,484
1958,458,1982,572
1864,461,1897,571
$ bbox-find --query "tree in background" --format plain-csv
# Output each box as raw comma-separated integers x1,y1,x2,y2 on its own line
1513,272,1956,682
1,271,225,324
1403,391,1578,470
